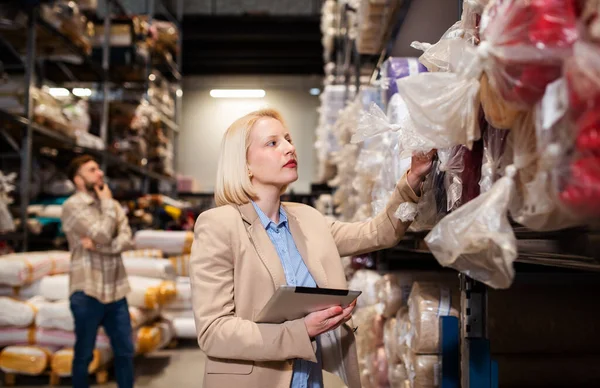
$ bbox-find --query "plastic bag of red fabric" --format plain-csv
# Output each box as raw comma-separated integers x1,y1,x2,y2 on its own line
556,41,600,218
479,0,579,108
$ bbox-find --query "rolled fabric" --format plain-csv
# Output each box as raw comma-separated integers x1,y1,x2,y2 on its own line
168,254,190,277
123,257,176,280
35,300,73,332
122,249,164,259
129,306,159,329
0,346,53,375
127,276,177,309
0,297,37,327
162,277,191,310
407,282,459,354
135,325,161,354
39,274,69,301
0,253,54,286
51,347,113,377
170,316,196,339
48,251,71,275
133,230,194,255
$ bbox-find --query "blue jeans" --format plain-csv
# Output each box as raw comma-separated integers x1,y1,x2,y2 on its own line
69,291,134,388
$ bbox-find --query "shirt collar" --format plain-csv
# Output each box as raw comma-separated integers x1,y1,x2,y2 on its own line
251,201,288,230
75,191,96,205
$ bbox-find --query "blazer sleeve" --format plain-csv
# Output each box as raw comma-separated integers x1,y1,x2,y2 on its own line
189,208,318,363
328,172,420,257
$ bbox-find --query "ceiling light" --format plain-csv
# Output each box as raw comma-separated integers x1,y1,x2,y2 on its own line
176,89,183,97
48,88,70,97
309,88,321,96
72,88,92,97
210,89,266,99
149,74,156,81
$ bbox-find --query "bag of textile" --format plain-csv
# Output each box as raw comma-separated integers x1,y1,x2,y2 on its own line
127,276,177,309
0,297,37,327
0,252,54,286
479,124,510,193
0,346,54,375
401,352,440,388
129,306,160,330
161,310,196,339
348,270,383,309
554,41,600,219
479,72,522,129
34,299,73,332
388,363,409,388
36,328,110,349
39,274,69,301
366,346,389,388
0,171,16,233
406,283,460,354
51,347,113,377
353,306,385,388
380,57,428,104
168,254,190,276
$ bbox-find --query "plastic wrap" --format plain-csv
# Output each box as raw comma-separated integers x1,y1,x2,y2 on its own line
374,274,407,318
555,41,600,218
123,257,176,280
0,252,54,286
0,171,16,233
479,72,522,129
0,328,35,347
388,363,409,388
354,306,385,388
438,146,466,211
409,158,448,232
383,317,400,365
0,280,41,299
133,230,193,255
0,346,52,375
425,166,517,289
367,346,389,388
406,283,460,354
478,0,578,108
0,297,37,327
122,249,164,259
479,125,510,193
348,270,383,309
402,352,440,388
127,276,176,309
51,347,113,377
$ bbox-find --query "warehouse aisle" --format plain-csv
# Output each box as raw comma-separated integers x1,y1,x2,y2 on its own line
3,340,347,387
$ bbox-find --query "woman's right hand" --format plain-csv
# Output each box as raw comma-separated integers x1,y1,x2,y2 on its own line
304,300,356,339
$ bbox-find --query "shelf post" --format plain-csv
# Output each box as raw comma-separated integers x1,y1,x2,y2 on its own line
460,274,497,388
100,0,112,171
19,5,38,252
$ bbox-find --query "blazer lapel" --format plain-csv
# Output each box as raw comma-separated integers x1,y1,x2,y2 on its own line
284,206,329,288
237,203,286,289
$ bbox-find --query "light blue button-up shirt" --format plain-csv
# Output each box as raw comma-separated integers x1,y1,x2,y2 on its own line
251,201,323,388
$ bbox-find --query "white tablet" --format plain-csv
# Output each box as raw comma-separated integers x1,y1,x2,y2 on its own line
255,286,362,324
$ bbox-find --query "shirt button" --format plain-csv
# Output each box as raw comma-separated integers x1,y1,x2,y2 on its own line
275,229,280,234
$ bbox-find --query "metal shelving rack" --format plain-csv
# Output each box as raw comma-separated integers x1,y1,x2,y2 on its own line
0,0,183,251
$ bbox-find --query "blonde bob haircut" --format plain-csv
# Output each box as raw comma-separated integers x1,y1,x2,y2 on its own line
215,108,287,207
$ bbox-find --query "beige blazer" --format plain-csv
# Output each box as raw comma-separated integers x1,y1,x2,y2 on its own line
189,174,419,388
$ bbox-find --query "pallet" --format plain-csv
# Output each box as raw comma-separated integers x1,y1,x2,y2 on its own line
2,367,108,386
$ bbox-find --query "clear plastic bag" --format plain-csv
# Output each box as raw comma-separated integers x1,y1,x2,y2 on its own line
380,57,427,103
480,125,510,193
424,166,518,289
0,171,16,233
554,42,600,219
479,0,579,108
438,146,466,211
410,157,448,232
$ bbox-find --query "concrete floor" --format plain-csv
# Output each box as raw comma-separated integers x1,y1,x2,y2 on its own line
3,340,347,388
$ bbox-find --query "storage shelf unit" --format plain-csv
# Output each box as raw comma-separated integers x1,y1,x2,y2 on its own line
0,0,183,250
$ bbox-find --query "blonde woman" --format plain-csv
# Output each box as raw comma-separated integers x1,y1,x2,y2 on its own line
189,109,434,388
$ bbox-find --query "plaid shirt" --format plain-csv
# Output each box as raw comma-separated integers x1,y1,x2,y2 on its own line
61,191,132,303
